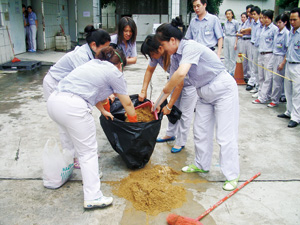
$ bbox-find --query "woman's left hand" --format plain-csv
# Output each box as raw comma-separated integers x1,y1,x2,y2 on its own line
103,111,114,120
162,106,171,115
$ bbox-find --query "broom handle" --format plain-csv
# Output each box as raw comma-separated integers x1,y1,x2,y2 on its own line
196,172,261,221
6,26,15,55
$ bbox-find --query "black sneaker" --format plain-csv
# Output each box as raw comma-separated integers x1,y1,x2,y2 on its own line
246,85,254,91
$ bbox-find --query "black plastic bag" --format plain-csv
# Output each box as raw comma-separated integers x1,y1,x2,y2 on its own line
100,94,162,169
160,100,182,124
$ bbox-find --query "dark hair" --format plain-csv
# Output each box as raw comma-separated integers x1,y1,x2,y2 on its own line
141,34,170,71
192,0,207,5
117,16,137,45
241,12,248,18
291,8,300,17
141,34,161,59
155,17,184,42
97,46,127,68
246,4,254,10
84,25,111,47
275,13,291,30
251,6,261,15
27,6,32,10
263,10,274,21
22,4,26,8
225,9,235,19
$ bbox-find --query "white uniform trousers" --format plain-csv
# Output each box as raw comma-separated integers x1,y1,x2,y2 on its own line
284,63,300,123
193,71,240,181
248,44,259,87
269,55,285,104
241,39,251,79
47,91,103,200
166,85,197,147
236,39,243,55
257,54,273,103
29,24,37,50
224,36,237,75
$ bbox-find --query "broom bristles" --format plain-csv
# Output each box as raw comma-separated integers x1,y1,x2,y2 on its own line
167,213,203,225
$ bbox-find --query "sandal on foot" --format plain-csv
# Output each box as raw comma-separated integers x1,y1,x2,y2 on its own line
171,146,184,153
223,176,239,191
156,136,176,143
74,158,81,169
181,164,209,173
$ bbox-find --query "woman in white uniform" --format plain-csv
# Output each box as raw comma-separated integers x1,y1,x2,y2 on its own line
153,21,240,191
110,16,137,64
47,47,137,209
43,25,111,169
223,9,239,76
139,33,197,153
43,25,111,101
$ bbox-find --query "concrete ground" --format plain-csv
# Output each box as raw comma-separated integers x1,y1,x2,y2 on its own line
0,48,299,225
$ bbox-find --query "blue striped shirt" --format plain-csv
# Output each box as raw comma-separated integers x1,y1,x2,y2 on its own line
185,12,223,48
258,23,277,53
224,19,239,36
251,19,261,44
49,43,94,82
286,28,300,63
273,27,289,56
58,59,128,106
171,39,225,88
111,34,137,58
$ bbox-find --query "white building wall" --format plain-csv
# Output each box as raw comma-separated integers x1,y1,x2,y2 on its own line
43,0,69,50
219,0,276,23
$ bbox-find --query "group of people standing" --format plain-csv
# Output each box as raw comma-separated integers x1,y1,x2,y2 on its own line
231,5,300,128
22,4,38,52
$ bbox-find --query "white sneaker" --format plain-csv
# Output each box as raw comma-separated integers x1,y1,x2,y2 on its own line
252,93,258,98
84,196,113,209
250,89,258,93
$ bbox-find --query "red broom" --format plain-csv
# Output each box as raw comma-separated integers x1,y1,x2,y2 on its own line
6,26,21,63
167,172,261,225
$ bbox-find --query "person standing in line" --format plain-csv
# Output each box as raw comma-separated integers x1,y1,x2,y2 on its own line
154,21,240,191
234,12,248,56
277,8,300,128
252,10,277,104
27,6,37,52
43,25,111,169
110,16,138,64
266,13,290,108
247,6,261,95
251,10,267,98
139,32,198,153
240,4,254,89
185,0,224,58
47,47,137,209
223,9,239,76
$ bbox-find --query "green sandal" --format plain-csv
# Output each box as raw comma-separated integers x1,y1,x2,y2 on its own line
181,164,209,173
223,176,239,191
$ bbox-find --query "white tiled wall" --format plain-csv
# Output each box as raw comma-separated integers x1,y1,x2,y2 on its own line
0,27,13,64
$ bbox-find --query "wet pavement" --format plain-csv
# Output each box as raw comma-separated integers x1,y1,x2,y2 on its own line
0,51,299,225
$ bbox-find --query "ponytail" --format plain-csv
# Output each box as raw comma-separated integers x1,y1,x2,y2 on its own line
156,17,184,42
84,25,111,47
